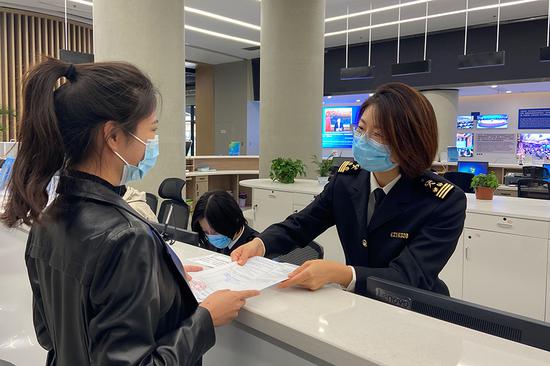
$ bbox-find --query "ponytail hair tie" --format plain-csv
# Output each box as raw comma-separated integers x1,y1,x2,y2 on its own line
65,64,77,82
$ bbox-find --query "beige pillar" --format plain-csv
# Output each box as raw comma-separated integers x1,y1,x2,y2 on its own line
259,0,325,178
93,0,186,194
422,89,459,161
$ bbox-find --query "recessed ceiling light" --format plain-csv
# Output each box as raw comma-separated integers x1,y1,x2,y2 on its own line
327,96,332,99
69,0,93,6
369,93,374,97
506,90,512,94
185,7,261,31
184,25,260,46
325,0,430,23
356,99,361,102
491,85,498,88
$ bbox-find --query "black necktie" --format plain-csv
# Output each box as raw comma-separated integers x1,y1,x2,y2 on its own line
373,188,386,212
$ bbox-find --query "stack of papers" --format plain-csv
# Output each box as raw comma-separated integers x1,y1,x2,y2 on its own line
187,255,296,302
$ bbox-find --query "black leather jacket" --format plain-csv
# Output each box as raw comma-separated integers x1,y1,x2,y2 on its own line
25,172,215,365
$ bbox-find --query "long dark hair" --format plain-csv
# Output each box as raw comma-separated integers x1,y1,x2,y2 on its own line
358,82,438,178
191,191,247,247
1,58,158,227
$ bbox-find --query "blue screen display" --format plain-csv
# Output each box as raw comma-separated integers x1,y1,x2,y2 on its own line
457,161,489,175
322,106,361,148
544,164,550,175
476,114,508,129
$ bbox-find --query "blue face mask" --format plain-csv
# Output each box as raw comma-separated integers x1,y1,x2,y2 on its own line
206,233,232,249
352,134,396,172
115,134,159,185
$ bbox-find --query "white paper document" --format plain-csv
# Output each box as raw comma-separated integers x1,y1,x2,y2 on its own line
187,253,232,268
188,256,297,302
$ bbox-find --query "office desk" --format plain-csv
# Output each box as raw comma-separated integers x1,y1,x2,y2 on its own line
2,221,550,366
173,244,550,366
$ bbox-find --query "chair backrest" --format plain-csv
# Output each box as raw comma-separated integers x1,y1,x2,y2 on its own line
0,360,16,366
158,200,190,230
145,192,158,214
157,178,189,229
522,166,547,180
273,241,324,266
443,171,475,193
517,179,550,200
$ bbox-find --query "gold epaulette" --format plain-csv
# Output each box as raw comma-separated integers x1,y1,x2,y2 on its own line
337,161,361,175
420,176,455,200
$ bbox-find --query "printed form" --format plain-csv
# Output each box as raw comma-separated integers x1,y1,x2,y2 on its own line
188,256,296,302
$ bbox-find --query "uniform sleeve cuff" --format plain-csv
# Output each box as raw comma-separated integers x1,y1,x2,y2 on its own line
345,266,356,292
257,238,266,257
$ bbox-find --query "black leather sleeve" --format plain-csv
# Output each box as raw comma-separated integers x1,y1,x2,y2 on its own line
259,176,336,256
354,188,467,295
88,226,215,366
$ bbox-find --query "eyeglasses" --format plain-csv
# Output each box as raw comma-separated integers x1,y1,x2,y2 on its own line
353,126,384,142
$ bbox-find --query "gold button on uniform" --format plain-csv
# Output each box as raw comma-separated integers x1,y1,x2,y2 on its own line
362,239,368,248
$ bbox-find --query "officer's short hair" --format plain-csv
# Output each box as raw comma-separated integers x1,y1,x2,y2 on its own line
357,83,438,178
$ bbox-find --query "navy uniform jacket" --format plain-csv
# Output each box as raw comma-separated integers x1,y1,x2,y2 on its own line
259,162,467,296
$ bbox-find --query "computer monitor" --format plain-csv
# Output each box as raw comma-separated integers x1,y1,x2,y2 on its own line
457,161,489,175
366,277,550,352
543,164,550,177
149,221,198,245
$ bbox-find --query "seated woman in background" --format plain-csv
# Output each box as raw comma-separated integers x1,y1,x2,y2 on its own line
191,190,257,255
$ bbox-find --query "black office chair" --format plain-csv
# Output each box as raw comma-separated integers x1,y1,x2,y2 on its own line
145,192,158,214
443,171,475,193
0,359,16,366
157,178,190,230
517,179,550,200
522,166,548,180
272,241,324,266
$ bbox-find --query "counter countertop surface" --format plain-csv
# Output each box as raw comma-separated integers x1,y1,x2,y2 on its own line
173,243,550,366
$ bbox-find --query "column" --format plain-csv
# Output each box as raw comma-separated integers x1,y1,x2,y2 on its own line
260,0,325,178
421,89,459,161
93,0,186,194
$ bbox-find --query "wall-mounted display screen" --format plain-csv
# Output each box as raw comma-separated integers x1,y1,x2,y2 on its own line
456,115,474,129
456,133,474,157
476,114,508,129
322,106,360,148
518,133,550,160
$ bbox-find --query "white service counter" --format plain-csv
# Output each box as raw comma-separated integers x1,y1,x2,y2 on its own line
240,179,550,322
2,220,550,365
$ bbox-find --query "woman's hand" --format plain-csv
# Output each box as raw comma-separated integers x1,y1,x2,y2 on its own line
277,260,353,291
230,238,265,265
199,289,261,326
183,265,203,281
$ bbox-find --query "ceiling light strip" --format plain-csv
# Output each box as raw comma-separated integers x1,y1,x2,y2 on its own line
325,0,540,37
69,0,93,6
184,6,261,31
325,0,431,23
184,25,260,46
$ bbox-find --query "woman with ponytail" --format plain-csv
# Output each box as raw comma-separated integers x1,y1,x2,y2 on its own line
1,58,259,365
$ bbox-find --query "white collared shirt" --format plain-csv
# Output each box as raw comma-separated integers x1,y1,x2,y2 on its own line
346,172,402,291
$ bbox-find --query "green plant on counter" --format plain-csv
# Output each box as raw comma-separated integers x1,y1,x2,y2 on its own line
312,154,333,177
470,171,499,190
0,107,16,132
269,157,306,184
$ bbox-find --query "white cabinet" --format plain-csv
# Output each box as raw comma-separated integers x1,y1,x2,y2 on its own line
252,189,294,232
250,188,345,263
439,234,464,299
463,228,548,321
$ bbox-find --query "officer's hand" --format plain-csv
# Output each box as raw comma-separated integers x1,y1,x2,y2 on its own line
183,265,203,281
277,260,353,291
199,289,260,326
230,238,264,265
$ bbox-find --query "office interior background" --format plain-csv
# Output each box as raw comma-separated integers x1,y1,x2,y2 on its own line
2,0,550,365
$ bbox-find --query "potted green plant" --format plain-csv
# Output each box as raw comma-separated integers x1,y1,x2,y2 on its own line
269,157,306,184
312,154,333,185
470,171,499,200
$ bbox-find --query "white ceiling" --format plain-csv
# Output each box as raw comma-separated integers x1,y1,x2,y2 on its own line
1,0,548,64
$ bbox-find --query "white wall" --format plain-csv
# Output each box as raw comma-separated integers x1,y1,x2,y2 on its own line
458,92,550,163
247,101,260,155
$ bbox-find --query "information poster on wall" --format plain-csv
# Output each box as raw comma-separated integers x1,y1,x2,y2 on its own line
475,133,517,154
518,108,550,129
